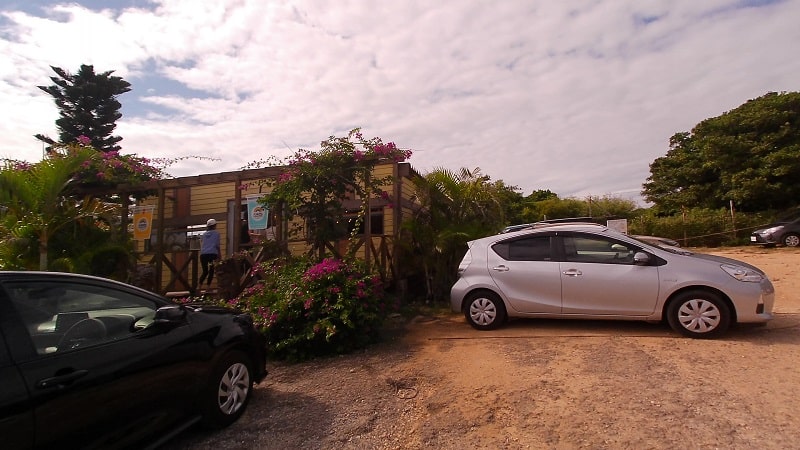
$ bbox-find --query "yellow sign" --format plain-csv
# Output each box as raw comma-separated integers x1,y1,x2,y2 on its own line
133,206,154,240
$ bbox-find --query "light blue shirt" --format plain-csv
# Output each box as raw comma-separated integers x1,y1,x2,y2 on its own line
200,229,221,256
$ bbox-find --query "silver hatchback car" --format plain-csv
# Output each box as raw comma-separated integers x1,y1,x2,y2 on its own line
451,224,775,338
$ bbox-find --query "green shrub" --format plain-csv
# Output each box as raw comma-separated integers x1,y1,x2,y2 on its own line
628,208,776,247
226,256,394,361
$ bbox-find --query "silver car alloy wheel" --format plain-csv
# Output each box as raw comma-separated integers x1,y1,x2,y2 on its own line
469,297,497,326
677,298,721,333
218,362,250,415
784,234,800,247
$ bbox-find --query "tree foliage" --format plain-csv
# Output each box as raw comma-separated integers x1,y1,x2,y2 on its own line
517,190,638,224
401,167,517,301
0,145,117,270
36,64,131,152
643,91,800,212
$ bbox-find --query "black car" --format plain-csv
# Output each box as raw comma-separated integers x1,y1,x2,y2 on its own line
751,210,800,247
0,272,267,449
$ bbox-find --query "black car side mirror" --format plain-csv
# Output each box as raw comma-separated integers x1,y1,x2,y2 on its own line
153,305,187,326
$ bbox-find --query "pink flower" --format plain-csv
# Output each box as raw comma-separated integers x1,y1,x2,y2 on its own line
303,258,345,282
76,135,91,146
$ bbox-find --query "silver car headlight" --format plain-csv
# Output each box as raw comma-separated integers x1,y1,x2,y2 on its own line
721,264,764,282
762,225,784,235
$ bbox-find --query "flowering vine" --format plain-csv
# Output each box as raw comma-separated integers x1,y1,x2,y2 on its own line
260,128,412,260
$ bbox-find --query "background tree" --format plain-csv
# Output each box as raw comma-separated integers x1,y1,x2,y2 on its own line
35,64,131,152
492,180,526,226
585,195,639,219
531,196,588,220
643,91,800,212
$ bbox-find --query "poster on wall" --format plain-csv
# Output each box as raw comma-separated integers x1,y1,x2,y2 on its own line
132,206,155,240
246,195,268,230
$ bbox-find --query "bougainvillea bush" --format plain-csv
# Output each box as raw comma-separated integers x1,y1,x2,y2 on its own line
261,128,412,259
226,256,395,361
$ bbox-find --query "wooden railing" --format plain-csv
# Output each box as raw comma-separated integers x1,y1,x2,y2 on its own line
134,235,397,298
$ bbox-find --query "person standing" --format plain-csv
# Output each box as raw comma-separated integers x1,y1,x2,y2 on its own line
199,218,221,288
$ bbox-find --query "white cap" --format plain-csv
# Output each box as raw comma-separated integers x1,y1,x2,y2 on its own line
206,218,217,226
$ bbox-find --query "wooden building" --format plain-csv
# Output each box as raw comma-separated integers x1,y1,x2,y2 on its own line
118,161,423,296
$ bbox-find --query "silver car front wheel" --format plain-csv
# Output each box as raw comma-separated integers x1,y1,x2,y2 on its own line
464,291,506,331
667,291,730,339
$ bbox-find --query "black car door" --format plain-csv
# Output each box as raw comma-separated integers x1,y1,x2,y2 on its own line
1,278,205,449
0,321,34,450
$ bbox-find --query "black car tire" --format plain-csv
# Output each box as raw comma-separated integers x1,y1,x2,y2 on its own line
464,291,507,331
782,233,800,247
666,291,731,339
200,350,254,429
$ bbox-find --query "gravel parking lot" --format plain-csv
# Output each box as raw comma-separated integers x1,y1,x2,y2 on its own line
165,246,800,450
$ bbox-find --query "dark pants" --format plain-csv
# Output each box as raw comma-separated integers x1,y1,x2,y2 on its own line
199,253,218,286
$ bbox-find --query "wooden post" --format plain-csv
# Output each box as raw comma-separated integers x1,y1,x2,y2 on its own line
234,176,242,253
155,186,166,293
364,170,371,269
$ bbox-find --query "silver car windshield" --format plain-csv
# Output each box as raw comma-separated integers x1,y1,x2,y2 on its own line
628,236,693,255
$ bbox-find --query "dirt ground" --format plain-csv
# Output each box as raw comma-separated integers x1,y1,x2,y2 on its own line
165,246,800,450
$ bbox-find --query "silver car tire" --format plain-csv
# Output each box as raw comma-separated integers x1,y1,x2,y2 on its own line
667,291,731,339
464,291,506,331
782,233,800,247
200,350,254,429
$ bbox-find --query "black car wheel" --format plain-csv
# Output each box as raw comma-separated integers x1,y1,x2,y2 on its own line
782,233,800,247
200,350,254,428
464,291,506,331
667,291,731,339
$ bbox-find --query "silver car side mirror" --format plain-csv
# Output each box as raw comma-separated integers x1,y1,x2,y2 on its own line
633,252,650,265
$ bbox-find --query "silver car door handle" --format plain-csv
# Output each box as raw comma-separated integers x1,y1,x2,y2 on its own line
492,265,510,272
562,269,582,277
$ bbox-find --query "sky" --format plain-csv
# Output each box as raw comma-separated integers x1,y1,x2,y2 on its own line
1,0,798,205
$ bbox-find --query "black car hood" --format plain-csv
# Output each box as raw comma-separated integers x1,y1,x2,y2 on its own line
185,303,240,315
183,303,255,327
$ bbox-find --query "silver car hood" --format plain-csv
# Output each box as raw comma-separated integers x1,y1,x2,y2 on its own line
668,250,765,275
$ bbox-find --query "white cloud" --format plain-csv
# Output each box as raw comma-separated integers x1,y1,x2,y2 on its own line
1,0,798,205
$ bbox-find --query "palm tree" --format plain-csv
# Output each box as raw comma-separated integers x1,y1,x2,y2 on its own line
402,167,511,301
0,146,115,270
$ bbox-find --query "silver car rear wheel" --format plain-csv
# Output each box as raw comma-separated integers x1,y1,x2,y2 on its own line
465,291,506,331
667,291,730,339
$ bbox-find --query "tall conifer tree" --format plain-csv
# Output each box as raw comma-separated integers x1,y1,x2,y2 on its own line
35,64,131,152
